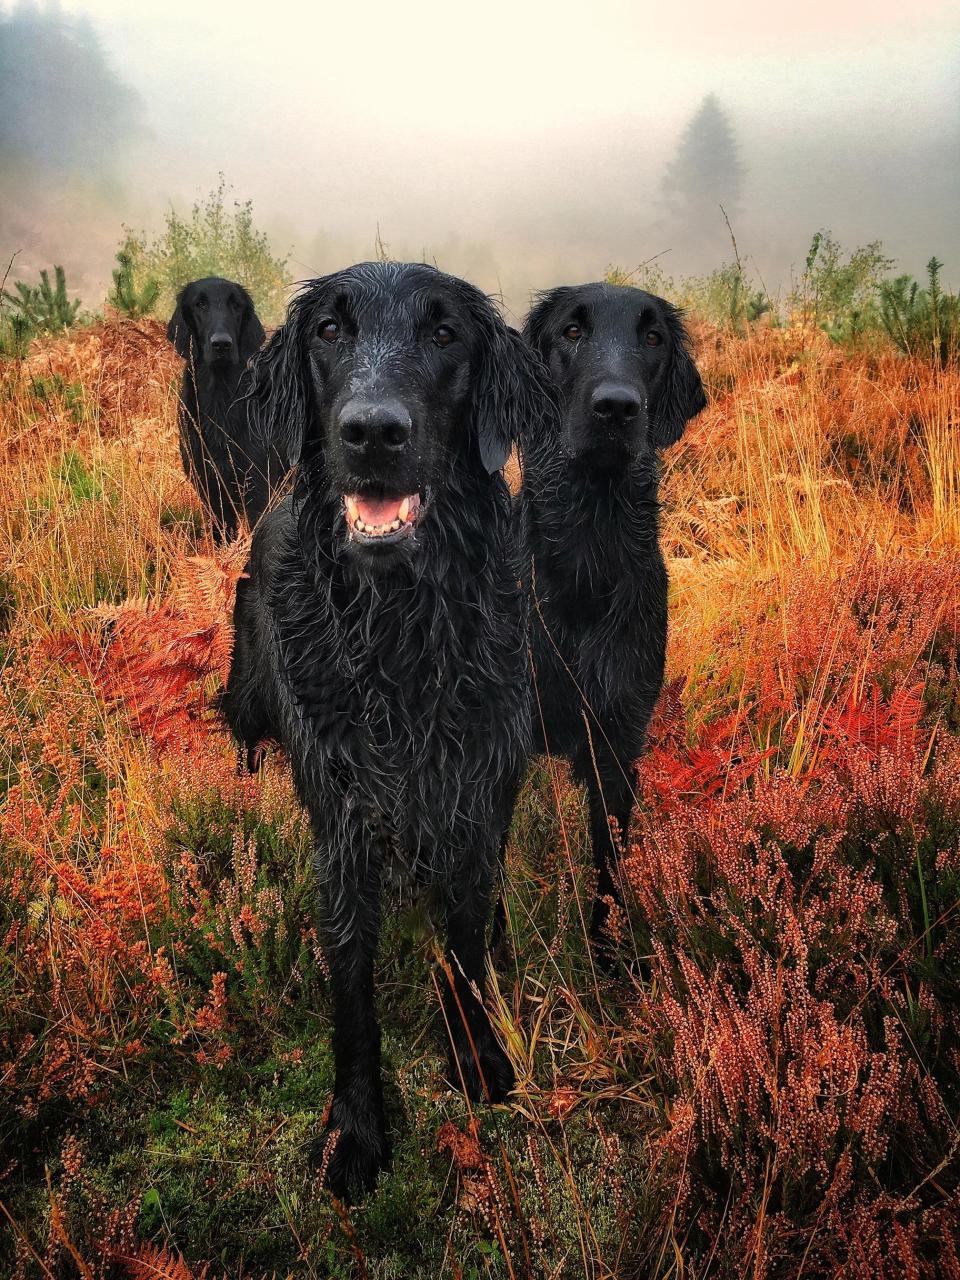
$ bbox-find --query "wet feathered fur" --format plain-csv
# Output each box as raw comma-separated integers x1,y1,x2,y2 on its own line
519,283,706,949
168,277,285,540
221,262,556,1199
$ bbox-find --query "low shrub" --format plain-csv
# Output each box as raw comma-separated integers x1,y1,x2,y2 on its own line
115,175,292,325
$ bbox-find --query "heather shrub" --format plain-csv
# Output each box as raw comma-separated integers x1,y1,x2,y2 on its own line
624,770,960,1276
2,298,959,1276
618,548,960,1277
159,774,320,1049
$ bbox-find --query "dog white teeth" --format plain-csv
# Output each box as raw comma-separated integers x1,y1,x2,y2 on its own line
350,504,412,535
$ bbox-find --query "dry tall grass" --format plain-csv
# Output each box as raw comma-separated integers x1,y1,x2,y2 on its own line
0,317,957,1278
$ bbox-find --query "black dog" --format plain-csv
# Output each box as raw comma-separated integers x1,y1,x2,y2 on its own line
167,277,284,540
221,262,554,1198
519,283,706,951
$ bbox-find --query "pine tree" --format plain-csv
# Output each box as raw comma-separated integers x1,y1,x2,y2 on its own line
111,247,160,319
880,256,959,366
2,265,80,331
0,5,142,172
661,95,744,235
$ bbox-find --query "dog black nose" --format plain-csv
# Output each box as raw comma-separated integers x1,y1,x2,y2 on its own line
339,400,412,455
591,383,643,427
210,333,234,354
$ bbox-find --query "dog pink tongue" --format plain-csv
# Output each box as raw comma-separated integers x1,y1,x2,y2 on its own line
354,495,404,526
347,493,419,527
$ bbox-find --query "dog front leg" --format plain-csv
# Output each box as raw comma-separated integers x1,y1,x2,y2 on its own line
312,829,389,1201
585,765,633,956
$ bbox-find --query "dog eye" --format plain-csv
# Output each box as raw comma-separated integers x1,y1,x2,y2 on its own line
194,297,207,310
645,330,663,346
563,324,582,341
319,320,340,344
433,325,456,348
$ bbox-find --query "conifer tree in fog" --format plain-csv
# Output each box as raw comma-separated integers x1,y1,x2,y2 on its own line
661,94,743,241
0,4,144,300
0,3,142,176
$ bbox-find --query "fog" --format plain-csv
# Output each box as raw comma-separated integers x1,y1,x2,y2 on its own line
2,0,958,318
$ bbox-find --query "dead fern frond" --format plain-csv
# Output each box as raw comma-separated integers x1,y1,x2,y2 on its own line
117,1241,211,1280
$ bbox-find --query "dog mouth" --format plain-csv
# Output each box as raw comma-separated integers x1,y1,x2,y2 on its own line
343,490,426,544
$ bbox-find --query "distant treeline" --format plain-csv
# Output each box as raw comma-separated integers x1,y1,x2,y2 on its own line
0,3,142,177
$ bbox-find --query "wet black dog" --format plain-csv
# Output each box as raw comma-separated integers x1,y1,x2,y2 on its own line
167,277,285,540
519,283,706,951
221,262,554,1198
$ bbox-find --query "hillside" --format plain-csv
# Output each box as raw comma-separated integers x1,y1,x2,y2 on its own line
0,318,957,1278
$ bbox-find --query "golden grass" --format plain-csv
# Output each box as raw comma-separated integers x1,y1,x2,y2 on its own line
1,316,958,1276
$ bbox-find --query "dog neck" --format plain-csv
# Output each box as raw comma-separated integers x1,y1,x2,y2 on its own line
275,463,525,774
185,357,246,418
525,445,662,545
522,444,663,607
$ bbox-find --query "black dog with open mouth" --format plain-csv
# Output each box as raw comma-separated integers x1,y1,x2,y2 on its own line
519,282,707,955
221,261,555,1199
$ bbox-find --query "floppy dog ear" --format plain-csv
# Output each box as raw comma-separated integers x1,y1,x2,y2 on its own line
651,305,707,448
166,292,194,359
242,297,315,465
472,317,558,474
238,291,266,364
522,287,573,361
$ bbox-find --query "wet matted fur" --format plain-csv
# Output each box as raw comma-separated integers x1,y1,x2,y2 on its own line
220,261,556,1198
520,282,706,952
167,276,285,540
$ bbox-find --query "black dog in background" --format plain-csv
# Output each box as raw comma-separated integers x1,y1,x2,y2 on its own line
167,277,285,540
520,283,706,951
221,262,554,1198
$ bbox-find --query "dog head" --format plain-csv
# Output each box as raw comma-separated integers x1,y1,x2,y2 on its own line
524,282,705,472
245,261,550,568
167,277,265,371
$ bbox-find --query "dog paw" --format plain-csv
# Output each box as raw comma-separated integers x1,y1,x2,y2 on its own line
449,1030,515,1104
310,1116,390,1202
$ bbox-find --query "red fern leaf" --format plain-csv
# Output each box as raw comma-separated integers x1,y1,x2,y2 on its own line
117,1241,210,1280
822,681,926,758
51,548,247,751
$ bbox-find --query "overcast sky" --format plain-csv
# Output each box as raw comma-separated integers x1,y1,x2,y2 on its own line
13,0,960,313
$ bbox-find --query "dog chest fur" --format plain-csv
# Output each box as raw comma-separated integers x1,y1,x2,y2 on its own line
263,482,527,876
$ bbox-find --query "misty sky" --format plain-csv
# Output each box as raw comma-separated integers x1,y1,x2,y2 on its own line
13,0,960,314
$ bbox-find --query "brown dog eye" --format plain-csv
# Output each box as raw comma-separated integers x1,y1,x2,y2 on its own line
319,320,340,343
645,330,663,346
433,325,456,347
563,324,582,341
